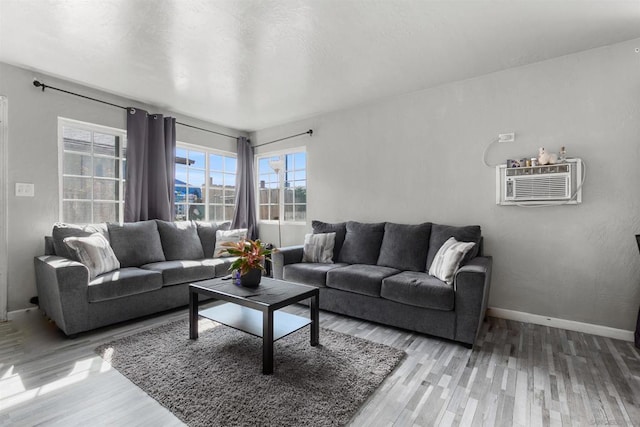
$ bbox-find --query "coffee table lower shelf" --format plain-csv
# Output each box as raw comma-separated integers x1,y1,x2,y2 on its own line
199,303,311,341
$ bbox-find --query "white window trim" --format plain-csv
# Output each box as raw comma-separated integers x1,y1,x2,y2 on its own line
175,142,237,222
255,146,307,225
58,117,127,224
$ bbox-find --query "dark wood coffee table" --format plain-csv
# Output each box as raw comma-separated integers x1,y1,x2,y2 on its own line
189,277,319,374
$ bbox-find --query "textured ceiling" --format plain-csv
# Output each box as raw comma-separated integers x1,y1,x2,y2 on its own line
1,0,639,131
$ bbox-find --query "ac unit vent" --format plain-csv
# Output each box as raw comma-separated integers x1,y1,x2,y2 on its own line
496,159,582,205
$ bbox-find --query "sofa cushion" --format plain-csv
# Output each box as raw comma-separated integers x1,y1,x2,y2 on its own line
156,220,204,260
141,259,221,286
426,224,482,270
302,232,336,263
63,233,120,279
52,222,108,259
88,267,163,303
108,221,166,268
326,264,400,297
338,221,386,265
381,271,454,311
377,222,432,271
283,262,350,288
312,221,347,261
196,221,231,258
428,237,476,284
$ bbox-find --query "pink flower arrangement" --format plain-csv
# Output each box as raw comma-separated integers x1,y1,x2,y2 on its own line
221,238,274,275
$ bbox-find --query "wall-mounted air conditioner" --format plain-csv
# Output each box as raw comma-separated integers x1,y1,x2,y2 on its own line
496,158,583,205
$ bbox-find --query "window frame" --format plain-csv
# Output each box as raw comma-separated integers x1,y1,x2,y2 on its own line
255,147,307,225
58,117,127,224
174,141,237,222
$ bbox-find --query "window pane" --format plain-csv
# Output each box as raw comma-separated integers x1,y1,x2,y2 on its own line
294,170,306,181
224,205,234,221
94,179,117,200
284,205,294,221
187,187,203,203
294,185,306,203
63,177,92,199
188,150,206,169
94,157,118,178
175,185,187,203
210,154,223,171
94,202,119,223
209,171,224,186
294,152,306,168
224,157,237,173
284,188,293,203
188,204,205,220
223,173,235,187
175,164,188,184
63,127,91,153
259,205,269,220
208,205,223,221
175,204,187,221
93,133,117,156
295,205,306,221
209,186,223,204
224,189,235,205
258,158,271,173
270,204,280,221
270,188,279,204
259,188,269,204
286,154,294,168
64,152,92,176
63,201,92,224
176,148,188,164
187,169,205,188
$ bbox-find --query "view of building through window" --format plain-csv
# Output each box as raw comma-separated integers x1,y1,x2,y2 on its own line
60,119,126,224
174,146,237,222
257,151,306,222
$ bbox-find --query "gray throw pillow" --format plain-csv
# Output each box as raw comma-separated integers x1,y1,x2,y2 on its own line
377,222,432,271
426,223,481,271
52,222,109,259
338,221,386,265
302,232,336,263
156,220,204,261
312,220,346,261
107,220,166,268
63,233,120,279
196,221,231,258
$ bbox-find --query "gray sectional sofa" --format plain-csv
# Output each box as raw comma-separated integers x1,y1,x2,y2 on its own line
34,220,234,336
273,221,492,346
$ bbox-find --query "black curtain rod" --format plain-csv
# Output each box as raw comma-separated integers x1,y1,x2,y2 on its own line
32,79,239,140
253,129,313,147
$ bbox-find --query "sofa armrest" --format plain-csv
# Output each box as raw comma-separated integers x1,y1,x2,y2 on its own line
272,245,304,279
453,256,493,346
34,255,90,335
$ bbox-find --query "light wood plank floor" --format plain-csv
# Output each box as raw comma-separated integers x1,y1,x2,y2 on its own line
1,304,639,426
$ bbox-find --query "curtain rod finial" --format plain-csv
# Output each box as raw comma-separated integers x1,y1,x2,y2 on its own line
308,129,313,136
33,79,45,91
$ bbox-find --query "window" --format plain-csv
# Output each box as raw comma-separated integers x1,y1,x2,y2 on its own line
257,150,306,222
59,118,126,224
174,145,237,221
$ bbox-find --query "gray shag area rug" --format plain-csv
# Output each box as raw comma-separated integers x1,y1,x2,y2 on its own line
96,319,405,427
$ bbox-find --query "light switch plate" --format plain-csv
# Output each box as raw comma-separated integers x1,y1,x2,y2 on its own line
15,182,35,197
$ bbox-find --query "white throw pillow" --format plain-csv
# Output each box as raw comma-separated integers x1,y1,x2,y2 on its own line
63,233,120,279
213,228,248,258
302,232,336,263
428,237,475,285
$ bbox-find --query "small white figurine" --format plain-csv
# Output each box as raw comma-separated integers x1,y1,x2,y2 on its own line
538,147,558,165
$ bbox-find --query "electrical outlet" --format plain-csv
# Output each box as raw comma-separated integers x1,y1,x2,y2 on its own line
498,133,515,143
15,182,35,197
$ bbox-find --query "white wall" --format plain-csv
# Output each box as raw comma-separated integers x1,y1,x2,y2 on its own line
252,38,640,331
0,62,244,312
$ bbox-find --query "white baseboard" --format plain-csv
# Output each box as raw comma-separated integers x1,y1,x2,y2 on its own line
7,306,38,321
487,307,635,342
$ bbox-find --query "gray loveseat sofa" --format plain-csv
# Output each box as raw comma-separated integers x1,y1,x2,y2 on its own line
273,221,492,346
34,220,234,336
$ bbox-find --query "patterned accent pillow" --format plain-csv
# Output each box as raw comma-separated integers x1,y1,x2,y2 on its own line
213,229,248,258
63,233,120,279
428,237,475,285
302,232,336,263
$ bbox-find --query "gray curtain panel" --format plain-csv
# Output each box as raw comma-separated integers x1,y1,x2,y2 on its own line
125,108,176,222
231,137,257,239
